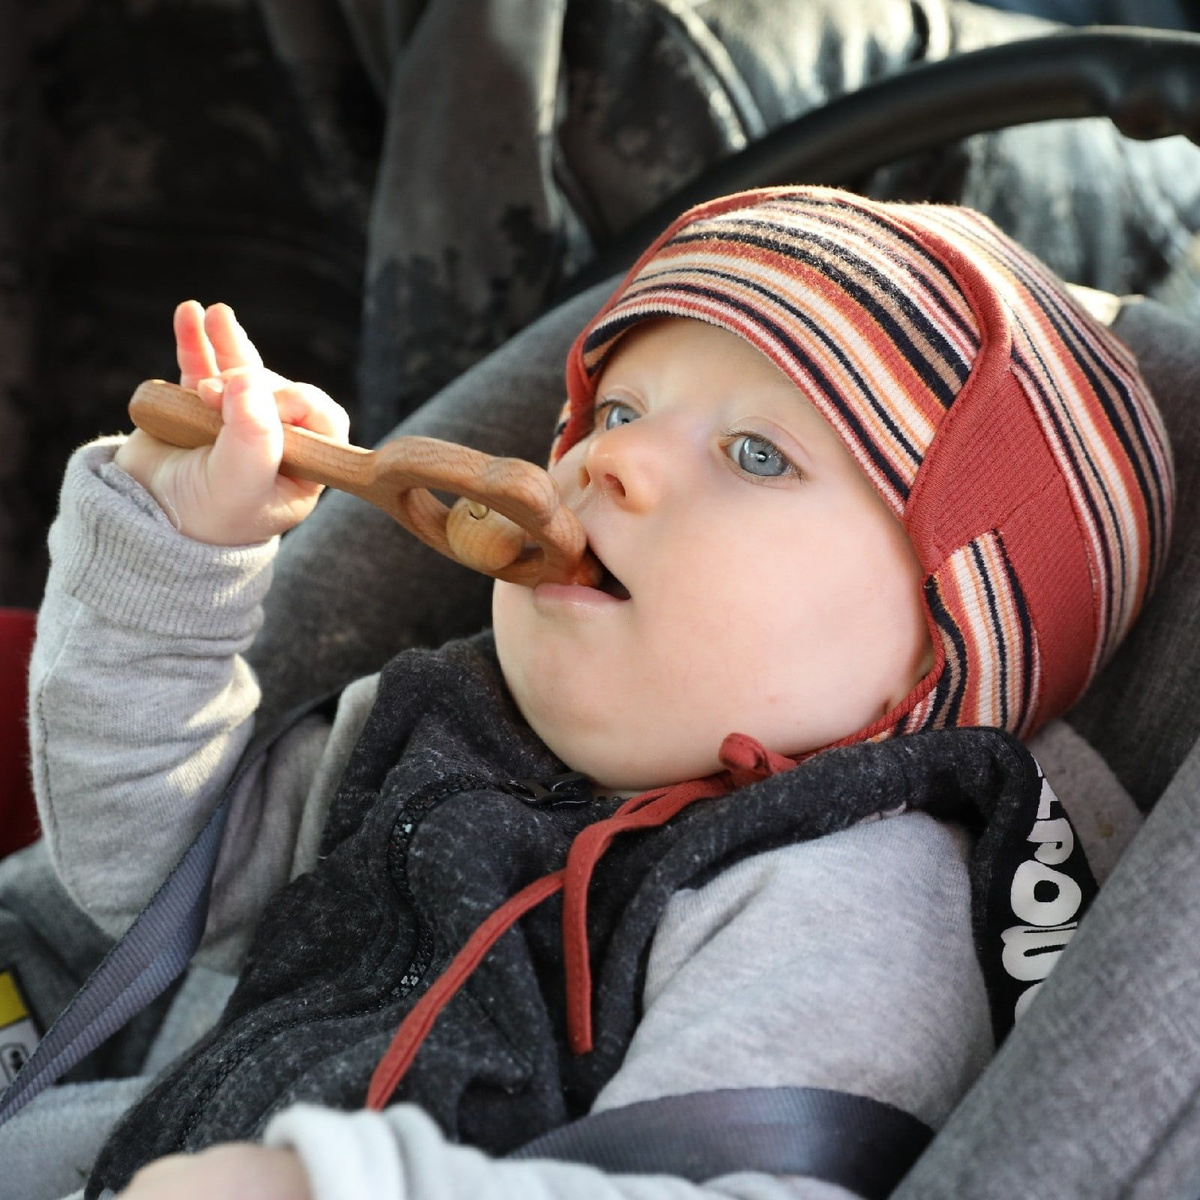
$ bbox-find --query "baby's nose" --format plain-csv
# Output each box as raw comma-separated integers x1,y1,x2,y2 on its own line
577,461,627,500
579,423,661,510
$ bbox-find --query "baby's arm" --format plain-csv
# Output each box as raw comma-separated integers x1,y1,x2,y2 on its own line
29,302,354,968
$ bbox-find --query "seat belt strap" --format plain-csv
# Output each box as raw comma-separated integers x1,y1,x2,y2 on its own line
0,795,228,1125
0,689,343,1127
508,1085,933,1199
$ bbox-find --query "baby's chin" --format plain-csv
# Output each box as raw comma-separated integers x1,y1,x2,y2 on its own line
521,701,725,795
525,712,655,792
501,671,674,790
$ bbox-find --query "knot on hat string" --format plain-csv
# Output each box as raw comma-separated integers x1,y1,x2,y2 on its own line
365,733,797,1111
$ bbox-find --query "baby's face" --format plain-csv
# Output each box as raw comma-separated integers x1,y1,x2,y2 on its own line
492,317,934,793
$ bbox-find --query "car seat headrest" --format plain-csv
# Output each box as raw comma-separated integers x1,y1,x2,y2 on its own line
1065,294,1200,811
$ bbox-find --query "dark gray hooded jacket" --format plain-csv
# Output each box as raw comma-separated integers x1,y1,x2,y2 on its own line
87,630,1096,1197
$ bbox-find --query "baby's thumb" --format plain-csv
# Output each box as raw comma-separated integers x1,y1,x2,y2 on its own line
208,371,284,495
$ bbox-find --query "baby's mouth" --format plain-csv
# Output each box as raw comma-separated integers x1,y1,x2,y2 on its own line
595,563,631,601
587,547,631,601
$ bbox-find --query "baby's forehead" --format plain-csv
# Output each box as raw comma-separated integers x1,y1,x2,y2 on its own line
595,314,788,386
593,315,844,436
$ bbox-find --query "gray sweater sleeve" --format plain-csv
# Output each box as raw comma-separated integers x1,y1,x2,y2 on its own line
28,438,375,972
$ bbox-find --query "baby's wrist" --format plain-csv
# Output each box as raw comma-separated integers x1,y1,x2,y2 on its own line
51,440,278,640
111,431,185,530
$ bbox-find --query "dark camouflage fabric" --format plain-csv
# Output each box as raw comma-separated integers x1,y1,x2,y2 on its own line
3,0,1200,606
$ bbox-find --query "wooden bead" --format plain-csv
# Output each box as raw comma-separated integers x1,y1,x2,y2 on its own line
445,497,527,573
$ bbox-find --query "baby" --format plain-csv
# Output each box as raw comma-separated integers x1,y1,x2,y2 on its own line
17,186,1173,1200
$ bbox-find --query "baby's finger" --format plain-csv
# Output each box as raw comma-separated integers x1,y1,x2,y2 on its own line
204,303,265,374
207,371,284,500
196,365,295,410
273,383,352,443
175,301,219,391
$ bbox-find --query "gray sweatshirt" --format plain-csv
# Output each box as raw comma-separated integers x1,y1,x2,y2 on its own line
29,439,1142,1200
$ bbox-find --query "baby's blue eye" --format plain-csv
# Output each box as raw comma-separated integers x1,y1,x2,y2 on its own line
729,433,790,478
592,401,797,482
596,399,638,431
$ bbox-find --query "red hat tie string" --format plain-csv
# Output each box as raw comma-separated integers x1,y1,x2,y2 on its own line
561,776,729,1053
365,868,567,1111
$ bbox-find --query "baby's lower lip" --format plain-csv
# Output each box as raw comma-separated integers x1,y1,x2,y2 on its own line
532,582,630,613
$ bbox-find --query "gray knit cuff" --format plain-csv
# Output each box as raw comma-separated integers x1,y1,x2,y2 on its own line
50,437,278,638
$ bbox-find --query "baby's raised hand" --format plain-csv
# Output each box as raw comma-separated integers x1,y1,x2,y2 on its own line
113,301,351,545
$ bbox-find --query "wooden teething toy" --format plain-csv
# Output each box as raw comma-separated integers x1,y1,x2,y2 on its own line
128,380,604,589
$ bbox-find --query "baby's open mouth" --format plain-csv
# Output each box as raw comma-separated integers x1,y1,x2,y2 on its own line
596,565,631,601
590,551,631,601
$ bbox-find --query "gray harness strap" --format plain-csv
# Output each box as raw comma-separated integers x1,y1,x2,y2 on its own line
0,692,340,1127
84,1087,929,1200
509,1086,933,1198
0,789,228,1126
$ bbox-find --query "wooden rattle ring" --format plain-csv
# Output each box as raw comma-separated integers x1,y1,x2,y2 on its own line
377,439,597,588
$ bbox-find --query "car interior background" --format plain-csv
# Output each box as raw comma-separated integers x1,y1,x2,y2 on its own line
4,3,1200,1198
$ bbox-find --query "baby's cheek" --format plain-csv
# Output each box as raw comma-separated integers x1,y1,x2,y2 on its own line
491,581,524,661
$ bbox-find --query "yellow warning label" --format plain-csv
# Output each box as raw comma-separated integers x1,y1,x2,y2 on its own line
0,970,29,1027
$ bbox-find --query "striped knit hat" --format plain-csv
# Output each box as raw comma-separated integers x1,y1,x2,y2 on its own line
549,186,1176,757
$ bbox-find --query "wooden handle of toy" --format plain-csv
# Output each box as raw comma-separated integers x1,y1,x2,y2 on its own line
128,379,379,498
